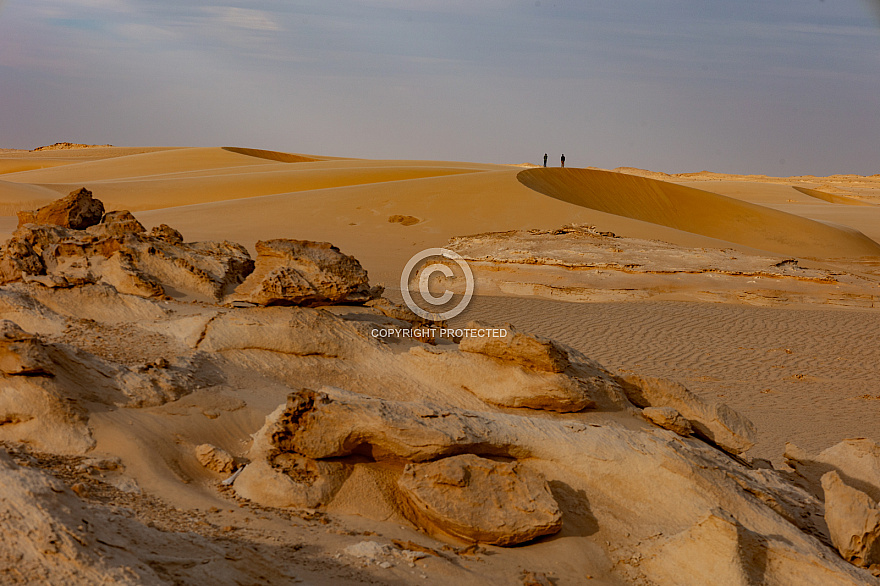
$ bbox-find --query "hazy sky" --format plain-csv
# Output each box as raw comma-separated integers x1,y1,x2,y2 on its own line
1,0,878,175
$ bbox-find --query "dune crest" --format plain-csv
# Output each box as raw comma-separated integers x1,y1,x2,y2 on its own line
517,168,880,259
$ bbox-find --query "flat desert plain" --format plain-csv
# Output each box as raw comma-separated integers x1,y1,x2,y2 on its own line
1,144,880,585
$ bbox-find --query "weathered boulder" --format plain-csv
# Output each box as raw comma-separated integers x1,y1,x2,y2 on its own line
785,439,880,511
86,210,146,238
398,454,562,545
150,224,183,243
195,444,236,474
233,403,351,508
0,199,254,301
229,239,379,306
405,345,595,412
17,187,104,230
230,387,872,583
459,321,570,373
642,406,693,437
0,320,53,376
822,471,880,568
620,374,757,454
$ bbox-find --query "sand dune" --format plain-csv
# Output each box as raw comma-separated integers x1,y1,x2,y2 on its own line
518,167,880,259
0,180,64,216
793,186,871,206
3,148,880,584
1,147,269,184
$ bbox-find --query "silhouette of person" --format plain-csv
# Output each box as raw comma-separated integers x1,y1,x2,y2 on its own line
561,154,565,168
543,153,548,167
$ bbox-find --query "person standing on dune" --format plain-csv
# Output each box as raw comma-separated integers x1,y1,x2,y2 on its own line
561,154,565,168
543,153,548,167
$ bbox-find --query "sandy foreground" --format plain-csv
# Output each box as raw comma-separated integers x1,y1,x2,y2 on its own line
1,145,880,584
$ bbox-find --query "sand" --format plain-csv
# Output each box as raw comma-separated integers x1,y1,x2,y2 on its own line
2,144,880,584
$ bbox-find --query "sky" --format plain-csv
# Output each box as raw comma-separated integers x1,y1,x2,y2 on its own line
0,0,878,175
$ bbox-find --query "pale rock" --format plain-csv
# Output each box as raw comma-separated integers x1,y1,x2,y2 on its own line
406,345,595,412
229,239,379,306
0,320,53,376
621,373,757,454
234,387,872,583
822,471,880,568
459,321,570,373
86,210,146,238
398,454,562,545
0,449,161,583
642,406,693,437
195,444,236,474
639,509,860,586
233,404,350,508
198,306,376,358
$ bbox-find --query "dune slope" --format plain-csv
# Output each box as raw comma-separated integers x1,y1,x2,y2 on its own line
518,168,880,259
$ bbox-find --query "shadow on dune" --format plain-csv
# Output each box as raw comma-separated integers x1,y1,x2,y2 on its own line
792,186,872,206
517,168,880,259
221,147,321,163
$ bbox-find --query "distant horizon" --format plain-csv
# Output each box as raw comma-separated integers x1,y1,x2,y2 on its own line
1,0,878,177
5,141,878,179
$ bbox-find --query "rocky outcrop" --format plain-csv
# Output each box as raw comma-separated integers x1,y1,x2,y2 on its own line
787,439,880,505
195,444,236,474
620,374,757,454
16,187,104,230
1,203,254,302
642,406,693,437
459,321,569,372
0,320,53,376
822,471,880,569
230,387,873,582
0,450,161,583
228,239,380,306
404,345,596,412
232,403,351,509
398,454,562,545
0,321,204,453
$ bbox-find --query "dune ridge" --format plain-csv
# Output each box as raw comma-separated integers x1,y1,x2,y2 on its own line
793,186,871,206
518,168,880,259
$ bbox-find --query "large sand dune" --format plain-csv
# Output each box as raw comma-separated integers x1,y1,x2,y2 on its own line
518,167,880,259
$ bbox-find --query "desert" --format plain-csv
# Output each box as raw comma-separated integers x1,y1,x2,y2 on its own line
0,143,878,584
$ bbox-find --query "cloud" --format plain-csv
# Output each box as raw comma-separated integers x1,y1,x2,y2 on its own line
201,6,280,31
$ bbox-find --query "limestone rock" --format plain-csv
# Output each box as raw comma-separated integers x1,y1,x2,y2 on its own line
86,210,146,238
195,444,236,474
459,321,570,373
16,187,104,230
234,387,871,583
0,200,254,301
233,404,350,508
621,374,757,454
0,449,161,583
642,406,693,437
398,454,562,545
639,508,861,586
365,297,433,328
229,239,379,306
405,346,595,412
822,471,880,568
198,306,376,358
0,320,53,376
150,224,183,243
